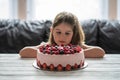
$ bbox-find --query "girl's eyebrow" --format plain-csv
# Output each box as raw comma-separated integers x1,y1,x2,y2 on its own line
55,29,72,32
55,29,60,30
66,31,72,33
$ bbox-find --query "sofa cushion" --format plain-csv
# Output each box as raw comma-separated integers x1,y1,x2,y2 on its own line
0,19,52,53
81,19,98,46
98,20,120,53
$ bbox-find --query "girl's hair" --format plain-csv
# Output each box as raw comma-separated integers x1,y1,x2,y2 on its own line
48,12,85,45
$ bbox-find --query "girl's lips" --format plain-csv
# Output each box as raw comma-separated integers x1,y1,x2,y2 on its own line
59,41,65,43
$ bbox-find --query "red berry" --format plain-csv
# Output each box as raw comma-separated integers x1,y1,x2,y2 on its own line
57,64,63,71
82,61,84,66
70,49,74,54
74,63,78,69
52,44,56,47
46,44,50,47
49,64,54,71
42,63,47,70
75,46,81,52
64,47,69,51
61,44,64,46
52,47,57,51
80,60,84,68
39,46,43,52
65,50,71,54
68,44,72,46
37,60,41,67
45,50,50,54
65,64,71,71
53,51,59,55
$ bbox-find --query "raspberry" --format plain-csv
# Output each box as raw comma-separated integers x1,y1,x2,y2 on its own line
82,61,84,66
65,64,71,71
74,63,78,69
49,64,54,71
37,60,41,67
45,50,51,54
68,44,72,46
64,47,69,51
61,44,64,46
39,46,44,52
70,49,74,54
57,64,63,71
51,46,57,51
75,46,81,52
53,51,59,55
46,44,50,47
39,44,82,55
65,50,71,54
80,60,84,68
42,63,47,70
66,45,71,49
52,44,56,47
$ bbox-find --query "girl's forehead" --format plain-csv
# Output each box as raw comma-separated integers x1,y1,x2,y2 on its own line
54,23,73,30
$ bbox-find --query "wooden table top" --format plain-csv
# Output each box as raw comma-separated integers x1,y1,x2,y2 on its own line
0,54,120,80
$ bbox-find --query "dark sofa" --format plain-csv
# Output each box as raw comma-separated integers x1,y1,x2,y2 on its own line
0,19,120,54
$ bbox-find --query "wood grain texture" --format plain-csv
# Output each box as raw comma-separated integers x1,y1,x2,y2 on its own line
0,54,120,80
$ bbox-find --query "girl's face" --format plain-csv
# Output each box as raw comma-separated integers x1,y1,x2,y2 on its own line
52,23,73,45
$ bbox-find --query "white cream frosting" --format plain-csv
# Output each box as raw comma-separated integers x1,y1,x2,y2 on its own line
37,49,85,67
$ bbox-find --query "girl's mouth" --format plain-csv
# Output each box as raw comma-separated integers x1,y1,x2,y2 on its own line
59,41,65,43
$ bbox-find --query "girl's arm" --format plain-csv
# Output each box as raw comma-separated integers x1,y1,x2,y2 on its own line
19,42,48,58
81,44,105,58
19,46,38,58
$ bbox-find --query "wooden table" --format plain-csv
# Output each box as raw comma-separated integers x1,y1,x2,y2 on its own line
0,54,120,80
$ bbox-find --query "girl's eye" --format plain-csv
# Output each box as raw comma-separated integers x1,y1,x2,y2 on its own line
56,32,61,34
65,32,70,35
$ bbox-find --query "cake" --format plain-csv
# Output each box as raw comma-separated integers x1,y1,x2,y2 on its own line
36,44,85,71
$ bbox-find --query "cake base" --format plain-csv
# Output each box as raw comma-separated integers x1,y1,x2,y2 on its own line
32,60,88,71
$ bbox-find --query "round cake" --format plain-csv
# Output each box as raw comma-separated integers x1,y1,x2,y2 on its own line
36,44,85,71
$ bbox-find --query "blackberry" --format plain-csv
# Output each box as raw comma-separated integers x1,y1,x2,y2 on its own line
59,50,64,54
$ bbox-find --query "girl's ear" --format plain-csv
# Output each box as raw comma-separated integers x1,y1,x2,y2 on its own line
50,26,53,32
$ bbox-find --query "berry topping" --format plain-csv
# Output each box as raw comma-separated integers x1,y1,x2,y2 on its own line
39,44,82,55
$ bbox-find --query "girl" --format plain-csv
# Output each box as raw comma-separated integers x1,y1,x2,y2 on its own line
19,12,105,58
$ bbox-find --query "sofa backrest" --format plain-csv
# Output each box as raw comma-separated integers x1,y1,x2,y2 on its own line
81,19,120,53
0,19,52,53
0,19,120,53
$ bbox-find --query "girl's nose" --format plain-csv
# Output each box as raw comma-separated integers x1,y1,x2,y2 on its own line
60,34,66,39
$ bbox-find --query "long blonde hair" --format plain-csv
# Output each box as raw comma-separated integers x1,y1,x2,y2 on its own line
48,12,85,46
